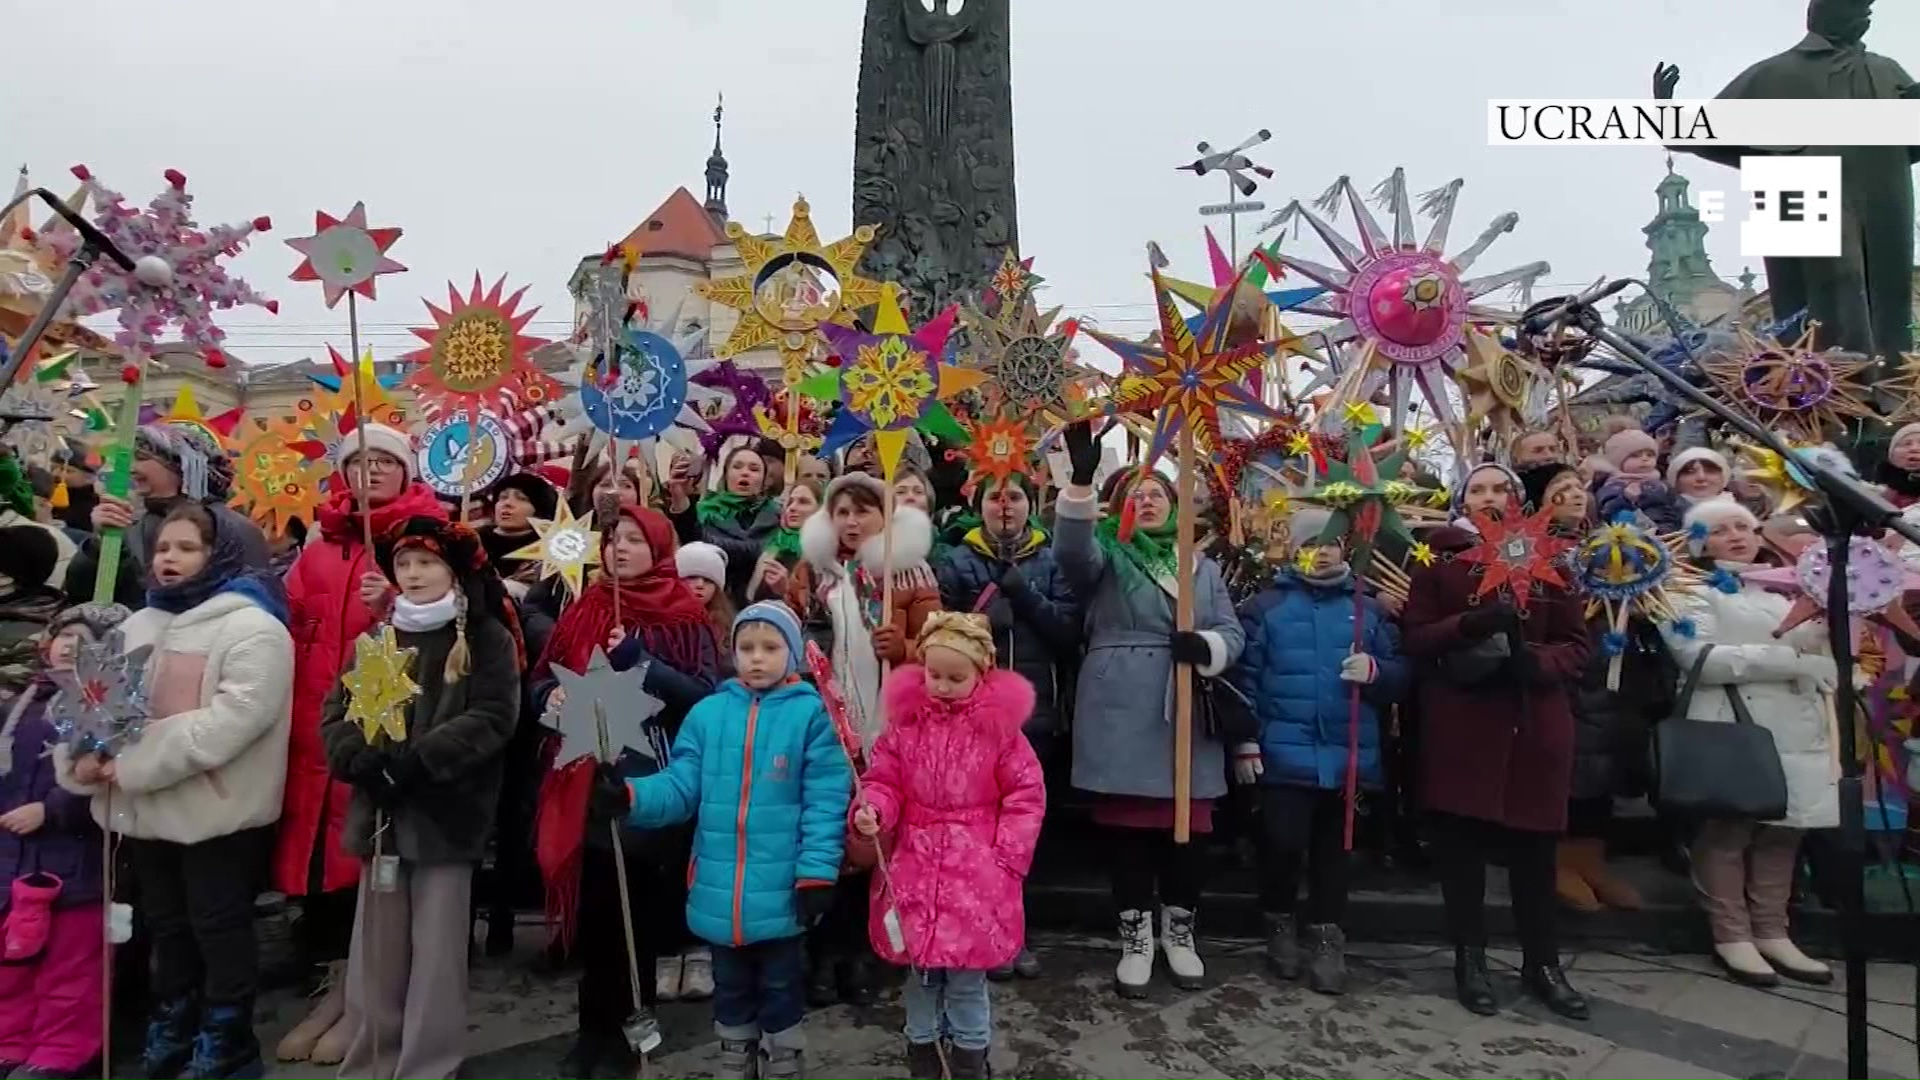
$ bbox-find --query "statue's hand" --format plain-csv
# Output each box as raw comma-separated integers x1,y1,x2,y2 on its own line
1653,62,1680,100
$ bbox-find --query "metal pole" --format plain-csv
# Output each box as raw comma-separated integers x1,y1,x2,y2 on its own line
1227,173,1238,266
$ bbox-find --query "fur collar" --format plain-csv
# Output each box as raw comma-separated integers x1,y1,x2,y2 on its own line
800,505,935,577
879,665,1034,734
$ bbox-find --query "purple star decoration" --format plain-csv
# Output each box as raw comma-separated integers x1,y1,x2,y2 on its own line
40,166,276,364
691,361,771,456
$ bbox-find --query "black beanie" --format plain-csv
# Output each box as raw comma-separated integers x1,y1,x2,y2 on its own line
0,525,59,592
1518,461,1577,514
491,472,558,521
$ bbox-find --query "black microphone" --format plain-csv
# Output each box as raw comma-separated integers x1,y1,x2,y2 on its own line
27,188,134,272
1519,278,1631,336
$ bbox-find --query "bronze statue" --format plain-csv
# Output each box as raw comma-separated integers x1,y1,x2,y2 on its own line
853,0,1017,319
1656,0,1917,368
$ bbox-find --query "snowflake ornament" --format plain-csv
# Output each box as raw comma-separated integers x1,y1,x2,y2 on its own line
40,166,276,365
47,629,154,759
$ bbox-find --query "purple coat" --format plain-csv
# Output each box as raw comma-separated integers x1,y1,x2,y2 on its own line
0,683,103,911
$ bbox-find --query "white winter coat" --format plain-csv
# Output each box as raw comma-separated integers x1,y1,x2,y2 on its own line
57,591,295,844
1664,581,1839,830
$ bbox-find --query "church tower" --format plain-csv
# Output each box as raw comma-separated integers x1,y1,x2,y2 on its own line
703,93,729,229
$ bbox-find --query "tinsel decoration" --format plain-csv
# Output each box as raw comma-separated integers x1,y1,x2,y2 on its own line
47,630,155,759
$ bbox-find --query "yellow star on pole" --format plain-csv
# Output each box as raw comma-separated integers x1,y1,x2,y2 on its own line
509,503,603,599
1404,427,1430,450
341,625,419,745
1287,431,1314,456
1294,547,1320,575
1342,401,1379,428
1410,542,1437,567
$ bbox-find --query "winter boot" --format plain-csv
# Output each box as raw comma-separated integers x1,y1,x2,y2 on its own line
1754,939,1832,985
1522,962,1589,1021
1011,947,1041,979
655,952,684,1002
484,905,516,958
1263,912,1301,980
1,873,60,962
905,1040,945,1079
1159,906,1205,989
556,1029,611,1079
141,995,200,1080
717,1028,761,1080
1571,837,1642,910
1553,841,1601,913
681,946,716,1000
805,947,839,1007
1304,924,1348,995
760,1025,805,1080
1452,946,1497,1016
182,1001,263,1080
838,953,877,1006
947,1044,991,1079
272,960,345,1061
1713,941,1780,987
1114,909,1155,998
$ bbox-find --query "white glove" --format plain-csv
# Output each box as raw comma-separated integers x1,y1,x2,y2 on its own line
1232,743,1264,786
1339,652,1379,685
1796,654,1839,693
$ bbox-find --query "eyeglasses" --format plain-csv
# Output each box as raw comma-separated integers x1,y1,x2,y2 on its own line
352,454,406,473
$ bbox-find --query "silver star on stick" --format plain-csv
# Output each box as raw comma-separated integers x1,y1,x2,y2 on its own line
544,647,664,765
48,629,155,759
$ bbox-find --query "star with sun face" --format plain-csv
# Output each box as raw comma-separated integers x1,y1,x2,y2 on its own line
509,503,603,600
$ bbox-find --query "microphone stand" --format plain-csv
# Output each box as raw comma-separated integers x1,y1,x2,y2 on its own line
1554,287,1911,1080
0,187,134,390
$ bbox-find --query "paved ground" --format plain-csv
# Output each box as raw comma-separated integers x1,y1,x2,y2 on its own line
250,928,1920,1079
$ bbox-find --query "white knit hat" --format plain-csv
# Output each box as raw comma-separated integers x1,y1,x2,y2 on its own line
342,423,415,478
1665,446,1730,487
1682,496,1759,553
676,541,728,587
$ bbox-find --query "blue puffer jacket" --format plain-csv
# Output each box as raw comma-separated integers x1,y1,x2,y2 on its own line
1231,571,1407,791
626,676,852,947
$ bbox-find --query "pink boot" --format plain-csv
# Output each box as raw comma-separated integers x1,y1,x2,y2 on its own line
2,873,63,962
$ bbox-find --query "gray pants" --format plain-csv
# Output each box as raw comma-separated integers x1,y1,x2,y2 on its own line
1691,820,1802,944
338,861,474,1080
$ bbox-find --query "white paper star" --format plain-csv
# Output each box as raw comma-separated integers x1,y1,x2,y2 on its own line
545,647,664,765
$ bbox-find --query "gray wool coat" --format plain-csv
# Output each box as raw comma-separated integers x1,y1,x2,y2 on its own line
1053,488,1244,801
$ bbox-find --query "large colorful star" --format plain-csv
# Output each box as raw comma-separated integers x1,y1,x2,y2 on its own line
1082,259,1288,487
284,202,406,309
1297,426,1422,576
228,413,330,536
959,251,1095,430
341,625,419,746
803,288,984,481
39,166,276,365
402,274,557,419
1696,321,1874,445
1455,498,1575,612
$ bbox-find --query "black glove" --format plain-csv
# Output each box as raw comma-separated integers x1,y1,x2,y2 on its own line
794,883,836,925
1458,601,1518,640
344,746,391,792
986,595,1014,634
1063,421,1100,486
588,762,632,823
998,564,1028,595
1168,630,1212,667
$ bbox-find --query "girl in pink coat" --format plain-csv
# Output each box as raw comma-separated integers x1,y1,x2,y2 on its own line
851,613,1046,1080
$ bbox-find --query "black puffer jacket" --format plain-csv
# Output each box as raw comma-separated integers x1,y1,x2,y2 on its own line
1569,617,1675,801
934,526,1081,737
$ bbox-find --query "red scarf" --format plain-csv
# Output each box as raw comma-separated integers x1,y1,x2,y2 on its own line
315,479,447,546
533,504,720,949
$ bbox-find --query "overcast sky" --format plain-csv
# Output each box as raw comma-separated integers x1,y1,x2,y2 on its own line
6,0,1915,372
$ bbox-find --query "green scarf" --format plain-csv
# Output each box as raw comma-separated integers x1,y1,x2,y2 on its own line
1096,515,1178,588
764,525,802,564
696,490,768,528
0,458,33,518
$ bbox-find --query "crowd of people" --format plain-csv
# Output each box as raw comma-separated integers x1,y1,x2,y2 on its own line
0,405,1886,1080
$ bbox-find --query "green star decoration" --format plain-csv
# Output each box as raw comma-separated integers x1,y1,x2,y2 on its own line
342,625,419,746
1299,427,1416,577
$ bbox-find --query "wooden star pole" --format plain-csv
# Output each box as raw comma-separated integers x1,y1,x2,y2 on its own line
1174,425,1196,843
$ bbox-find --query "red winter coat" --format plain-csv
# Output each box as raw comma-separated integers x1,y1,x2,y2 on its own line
271,483,448,896
1402,526,1590,834
855,666,1046,972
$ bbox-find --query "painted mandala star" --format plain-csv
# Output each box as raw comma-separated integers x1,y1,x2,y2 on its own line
509,503,603,599
958,252,1096,430
341,625,419,746
1696,321,1874,445
402,273,557,419
285,201,406,309
229,413,329,536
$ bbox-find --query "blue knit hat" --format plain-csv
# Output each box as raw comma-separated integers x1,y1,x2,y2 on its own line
733,600,804,675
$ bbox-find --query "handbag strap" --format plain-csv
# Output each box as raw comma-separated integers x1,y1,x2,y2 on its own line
1672,644,1715,717
1720,684,1761,726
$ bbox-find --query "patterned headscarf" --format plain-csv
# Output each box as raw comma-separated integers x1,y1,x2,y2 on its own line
916,611,996,673
135,424,234,501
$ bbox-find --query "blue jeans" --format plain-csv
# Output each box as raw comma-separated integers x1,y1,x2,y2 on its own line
711,936,807,1039
902,968,991,1051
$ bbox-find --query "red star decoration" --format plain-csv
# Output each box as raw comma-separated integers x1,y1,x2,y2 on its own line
1455,498,1575,612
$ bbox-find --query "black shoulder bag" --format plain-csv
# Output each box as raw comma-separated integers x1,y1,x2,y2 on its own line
1650,644,1790,820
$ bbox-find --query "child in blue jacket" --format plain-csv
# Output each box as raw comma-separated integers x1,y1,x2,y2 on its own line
594,601,851,1080
1231,508,1406,996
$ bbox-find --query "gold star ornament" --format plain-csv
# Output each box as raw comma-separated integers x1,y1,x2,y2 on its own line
342,625,419,745
509,502,603,599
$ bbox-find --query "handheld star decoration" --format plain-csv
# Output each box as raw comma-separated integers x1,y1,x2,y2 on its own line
341,625,419,745
804,288,984,481
228,413,329,536
47,630,154,760
402,274,557,419
1082,260,1289,487
1576,517,1704,688
546,649,664,765
293,345,409,476
959,251,1094,429
1456,498,1575,613
951,413,1037,495
509,503,602,599
1742,536,1920,644
284,201,406,309
1297,426,1419,577
1696,322,1873,445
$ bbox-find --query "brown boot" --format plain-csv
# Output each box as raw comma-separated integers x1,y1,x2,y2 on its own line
1554,840,1601,913
274,961,346,1061
1572,837,1642,910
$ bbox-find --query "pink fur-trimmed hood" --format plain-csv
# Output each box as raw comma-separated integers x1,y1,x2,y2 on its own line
880,665,1036,733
